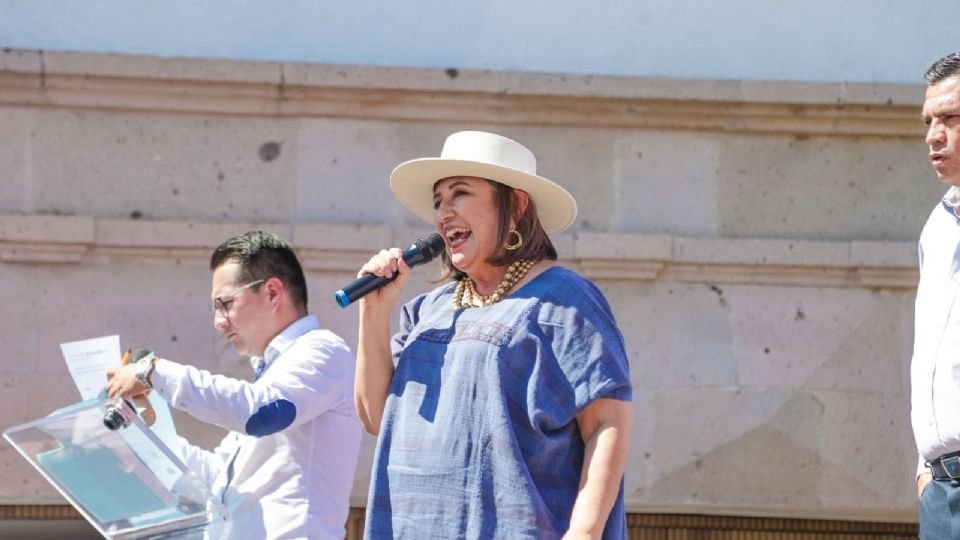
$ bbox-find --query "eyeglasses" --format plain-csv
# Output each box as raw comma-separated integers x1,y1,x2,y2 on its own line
211,279,266,315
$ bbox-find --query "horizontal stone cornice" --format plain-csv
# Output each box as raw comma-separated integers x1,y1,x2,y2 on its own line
0,49,925,137
0,214,918,289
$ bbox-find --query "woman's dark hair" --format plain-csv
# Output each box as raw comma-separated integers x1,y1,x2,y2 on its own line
436,178,557,282
210,231,308,311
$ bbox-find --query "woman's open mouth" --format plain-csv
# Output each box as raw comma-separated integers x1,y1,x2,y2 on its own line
445,226,471,249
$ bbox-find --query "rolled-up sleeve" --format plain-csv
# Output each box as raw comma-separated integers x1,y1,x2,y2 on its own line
151,330,353,437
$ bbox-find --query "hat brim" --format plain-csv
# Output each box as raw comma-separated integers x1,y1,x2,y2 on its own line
390,158,577,235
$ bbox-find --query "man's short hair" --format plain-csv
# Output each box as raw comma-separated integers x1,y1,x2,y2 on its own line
926,53,960,86
210,231,308,311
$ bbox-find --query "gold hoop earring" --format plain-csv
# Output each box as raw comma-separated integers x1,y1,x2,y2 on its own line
505,229,523,251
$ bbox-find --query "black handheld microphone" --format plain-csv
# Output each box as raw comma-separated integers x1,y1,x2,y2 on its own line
334,233,445,308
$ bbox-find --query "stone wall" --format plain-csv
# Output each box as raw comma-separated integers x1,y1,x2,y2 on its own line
0,49,938,521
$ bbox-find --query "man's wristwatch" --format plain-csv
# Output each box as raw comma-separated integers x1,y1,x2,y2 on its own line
134,351,157,389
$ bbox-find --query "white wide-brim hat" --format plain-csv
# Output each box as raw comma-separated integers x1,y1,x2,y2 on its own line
390,131,578,234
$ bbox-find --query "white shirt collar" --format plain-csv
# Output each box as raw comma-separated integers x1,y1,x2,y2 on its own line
250,314,321,373
942,186,960,221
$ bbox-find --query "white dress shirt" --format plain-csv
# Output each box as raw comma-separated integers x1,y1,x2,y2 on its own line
151,315,361,539
912,187,960,475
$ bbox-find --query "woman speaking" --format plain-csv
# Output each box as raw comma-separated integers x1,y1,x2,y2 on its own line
354,131,633,539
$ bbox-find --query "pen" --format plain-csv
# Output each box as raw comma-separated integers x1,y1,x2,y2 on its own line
121,349,131,366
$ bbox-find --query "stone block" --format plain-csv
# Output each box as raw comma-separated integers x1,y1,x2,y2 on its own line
714,134,938,242
748,238,850,266
621,389,654,498
551,232,575,260
674,237,850,267
284,62,451,91
601,281,738,388
574,232,671,260
0,49,40,73
816,390,916,510
842,82,925,107
739,80,842,105
622,77,744,103
0,266,43,375
632,387,801,504
96,219,291,248
729,285,914,394
850,240,917,268
626,386,915,516
0,107,37,213
43,51,281,85
297,119,425,226
294,223,392,252
0,214,94,244
509,126,617,233
2,264,214,380
31,109,300,223
389,226,438,247
614,132,720,236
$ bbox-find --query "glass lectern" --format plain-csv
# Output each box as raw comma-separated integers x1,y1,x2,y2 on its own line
3,399,227,539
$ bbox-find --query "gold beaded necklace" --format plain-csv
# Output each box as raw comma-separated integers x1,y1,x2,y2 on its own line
452,259,536,311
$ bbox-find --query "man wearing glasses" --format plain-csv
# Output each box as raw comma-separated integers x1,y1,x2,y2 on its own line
106,231,361,539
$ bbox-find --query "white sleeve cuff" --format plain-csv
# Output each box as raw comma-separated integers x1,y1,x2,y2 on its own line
151,358,188,406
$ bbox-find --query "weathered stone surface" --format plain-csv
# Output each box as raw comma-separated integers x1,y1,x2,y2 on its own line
30,109,299,223
715,135,937,241
0,108,36,213
0,50,932,520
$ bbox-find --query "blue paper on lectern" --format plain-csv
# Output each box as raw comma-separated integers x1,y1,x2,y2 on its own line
38,445,167,524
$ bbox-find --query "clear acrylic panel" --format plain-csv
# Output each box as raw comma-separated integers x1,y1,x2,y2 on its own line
3,399,226,539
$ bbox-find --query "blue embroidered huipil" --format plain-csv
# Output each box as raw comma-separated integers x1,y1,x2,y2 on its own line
365,266,632,539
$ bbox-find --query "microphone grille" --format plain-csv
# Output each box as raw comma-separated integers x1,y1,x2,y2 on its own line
417,233,445,258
